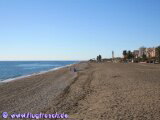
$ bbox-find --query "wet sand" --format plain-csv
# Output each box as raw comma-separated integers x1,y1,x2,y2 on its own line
0,62,160,120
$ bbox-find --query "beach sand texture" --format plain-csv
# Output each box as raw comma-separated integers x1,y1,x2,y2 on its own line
0,62,160,120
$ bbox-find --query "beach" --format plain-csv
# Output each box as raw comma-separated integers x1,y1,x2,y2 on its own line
0,62,160,120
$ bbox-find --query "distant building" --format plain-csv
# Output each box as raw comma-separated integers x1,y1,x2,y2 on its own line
112,51,114,60
139,47,146,57
102,58,112,62
113,57,122,63
146,47,156,58
133,50,139,58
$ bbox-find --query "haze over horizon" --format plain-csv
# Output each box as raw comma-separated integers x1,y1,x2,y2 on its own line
0,0,160,60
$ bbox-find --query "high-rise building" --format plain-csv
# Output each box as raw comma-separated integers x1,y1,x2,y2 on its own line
133,50,139,58
146,48,156,58
139,47,146,57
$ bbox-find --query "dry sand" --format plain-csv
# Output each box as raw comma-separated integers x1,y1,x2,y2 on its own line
0,62,160,120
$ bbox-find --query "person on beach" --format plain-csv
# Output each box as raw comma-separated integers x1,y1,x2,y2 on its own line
70,67,77,72
73,67,77,72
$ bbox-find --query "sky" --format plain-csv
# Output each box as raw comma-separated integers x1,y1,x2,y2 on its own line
0,0,160,60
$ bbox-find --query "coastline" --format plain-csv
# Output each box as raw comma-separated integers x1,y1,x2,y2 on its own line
0,62,78,83
0,61,88,117
0,62,160,120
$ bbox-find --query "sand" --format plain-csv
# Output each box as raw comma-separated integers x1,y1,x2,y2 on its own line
0,62,160,120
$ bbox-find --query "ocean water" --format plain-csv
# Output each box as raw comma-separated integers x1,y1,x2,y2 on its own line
0,61,78,82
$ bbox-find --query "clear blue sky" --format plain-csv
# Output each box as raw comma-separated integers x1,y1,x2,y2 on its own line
0,0,160,60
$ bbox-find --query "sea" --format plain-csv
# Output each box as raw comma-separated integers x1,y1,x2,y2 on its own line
0,61,78,82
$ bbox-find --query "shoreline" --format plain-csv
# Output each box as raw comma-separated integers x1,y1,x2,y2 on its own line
0,62,88,116
0,63,78,83
1,62,159,119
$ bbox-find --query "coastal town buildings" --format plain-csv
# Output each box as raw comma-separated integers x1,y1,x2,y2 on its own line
122,45,159,63
146,47,156,58
139,47,146,57
133,50,139,58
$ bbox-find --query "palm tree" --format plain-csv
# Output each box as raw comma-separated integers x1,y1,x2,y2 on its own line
142,53,147,62
127,51,133,59
156,46,160,63
96,55,102,62
123,50,127,62
123,50,127,58
99,55,102,62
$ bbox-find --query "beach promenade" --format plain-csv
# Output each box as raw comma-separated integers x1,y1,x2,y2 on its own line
0,62,160,120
